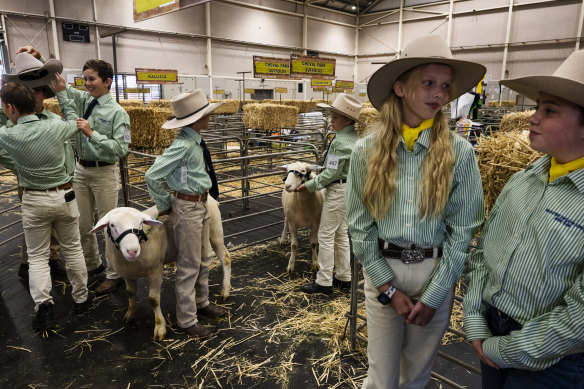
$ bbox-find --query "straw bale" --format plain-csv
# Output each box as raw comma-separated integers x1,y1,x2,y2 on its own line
209,99,240,114
118,99,144,108
243,103,298,130
43,99,62,117
125,106,178,149
487,100,516,108
362,102,374,109
356,107,380,136
147,100,171,109
476,130,543,213
498,110,534,133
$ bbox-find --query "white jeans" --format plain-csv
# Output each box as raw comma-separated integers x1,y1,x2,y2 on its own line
73,163,120,279
315,183,351,286
172,198,213,328
21,188,88,310
362,255,453,389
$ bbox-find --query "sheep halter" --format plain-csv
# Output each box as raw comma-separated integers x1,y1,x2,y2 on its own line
107,226,149,251
284,169,311,183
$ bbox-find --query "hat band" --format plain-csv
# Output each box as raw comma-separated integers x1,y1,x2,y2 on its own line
176,102,210,120
18,69,49,81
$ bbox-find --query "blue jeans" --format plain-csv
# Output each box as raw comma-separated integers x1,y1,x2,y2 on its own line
482,304,584,389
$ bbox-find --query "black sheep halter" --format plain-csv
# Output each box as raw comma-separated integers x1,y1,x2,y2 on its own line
107,226,148,251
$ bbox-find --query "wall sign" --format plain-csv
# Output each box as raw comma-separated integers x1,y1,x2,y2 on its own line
135,68,178,84
290,55,335,80
253,56,290,79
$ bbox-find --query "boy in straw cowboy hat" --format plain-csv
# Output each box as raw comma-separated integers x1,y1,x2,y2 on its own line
345,35,485,388
297,93,361,295
145,90,227,338
463,50,584,389
1,52,73,278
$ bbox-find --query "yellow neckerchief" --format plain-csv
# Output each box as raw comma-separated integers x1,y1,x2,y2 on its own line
402,119,434,151
549,155,584,183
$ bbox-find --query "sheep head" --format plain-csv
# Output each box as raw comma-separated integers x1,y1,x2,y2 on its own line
91,207,162,261
278,162,318,192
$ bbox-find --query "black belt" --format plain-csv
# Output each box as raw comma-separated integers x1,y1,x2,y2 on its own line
23,182,72,192
330,178,347,184
78,159,114,168
378,239,442,263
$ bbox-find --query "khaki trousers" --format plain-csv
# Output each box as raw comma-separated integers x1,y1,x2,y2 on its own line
73,163,120,279
21,189,88,310
362,255,453,389
172,198,212,329
315,183,351,286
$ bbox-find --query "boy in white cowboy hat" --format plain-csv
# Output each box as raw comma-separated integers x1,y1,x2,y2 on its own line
1,52,72,278
19,46,132,295
297,93,362,295
463,50,584,389
145,89,226,338
345,35,485,388
0,79,91,331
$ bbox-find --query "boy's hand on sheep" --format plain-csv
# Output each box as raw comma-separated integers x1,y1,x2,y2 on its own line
295,184,307,192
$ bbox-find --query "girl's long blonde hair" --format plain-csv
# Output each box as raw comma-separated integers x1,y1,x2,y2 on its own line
363,65,455,221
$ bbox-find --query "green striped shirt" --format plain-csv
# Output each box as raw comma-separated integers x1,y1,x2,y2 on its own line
305,124,359,192
346,129,484,309
63,84,129,163
145,127,212,212
0,97,79,189
463,155,584,370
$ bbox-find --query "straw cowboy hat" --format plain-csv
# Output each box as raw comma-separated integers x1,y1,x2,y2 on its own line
317,93,364,124
500,49,584,108
367,35,486,110
162,89,224,129
2,52,63,88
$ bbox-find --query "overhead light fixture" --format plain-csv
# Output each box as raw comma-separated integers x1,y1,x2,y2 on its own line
352,5,356,10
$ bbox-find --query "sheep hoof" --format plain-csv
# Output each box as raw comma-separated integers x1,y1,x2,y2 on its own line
153,326,166,341
124,312,136,324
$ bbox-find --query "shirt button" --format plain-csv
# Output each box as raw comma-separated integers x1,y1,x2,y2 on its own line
406,223,412,228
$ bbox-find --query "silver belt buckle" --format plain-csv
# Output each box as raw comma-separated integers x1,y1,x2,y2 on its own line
401,249,424,264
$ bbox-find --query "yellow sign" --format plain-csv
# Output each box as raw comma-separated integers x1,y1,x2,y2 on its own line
74,77,84,87
134,0,179,22
244,89,254,93
335,80,354,89
214,90,225,95
345,89,355,94
313,87,328,92
125,88,151,93
253,56,290,80
333,87,345,93
311,79,332,87
359,92,367,97
290,55,335,80
275,87,288,93
135,68,178,84
325,90,333,95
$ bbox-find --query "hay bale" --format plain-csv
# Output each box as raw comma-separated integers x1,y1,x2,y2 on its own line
118,99,144,108
43,99,62,117
476,130,542,214
356,107,380,136
487,100,516,108
243,103,298,130
125,106,178,149
147,100,171,109
209,99,240,115
499,110,534,133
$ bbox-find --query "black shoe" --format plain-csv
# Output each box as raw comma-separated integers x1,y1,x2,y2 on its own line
49,258,67,276
87,264,105,283
177,322,211,338
18,263,29,280
198,303,227,318
301,281,333,295
73,293,94,314
333,277,352,289
32,301,56,330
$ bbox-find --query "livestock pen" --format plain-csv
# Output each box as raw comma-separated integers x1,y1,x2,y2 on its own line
0,112,481,388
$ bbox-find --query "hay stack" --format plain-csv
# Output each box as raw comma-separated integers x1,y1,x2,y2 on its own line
487,100,516,108
260,99,316,113
476,130,542,213
43,99,62,117
243,103,298,130
356,107,380,136
209,99,240,114
147,100,171,109
498,110,534,133
118,99,144,108
125,107,178,149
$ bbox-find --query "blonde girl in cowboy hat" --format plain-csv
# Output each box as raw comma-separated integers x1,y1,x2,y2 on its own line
145,90,227,338
345,35,486,389
463,50,584,389
296,93,362,295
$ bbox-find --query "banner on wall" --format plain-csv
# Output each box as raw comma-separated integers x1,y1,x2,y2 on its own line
253,56,291,79
135,68,178,84
311,79,332,87
133,0,179,22
290,55,335,80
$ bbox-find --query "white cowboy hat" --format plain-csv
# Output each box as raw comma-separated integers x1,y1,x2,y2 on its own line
500,49,584,108
2,52,63,88
162,89,224,129
367,35,486,110
317,93,364,125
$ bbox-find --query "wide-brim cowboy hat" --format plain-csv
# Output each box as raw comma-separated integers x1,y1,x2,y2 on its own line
2,52,63,88
162,89,224,129
500,49,584,108
367,35,486,110
317,93,364,125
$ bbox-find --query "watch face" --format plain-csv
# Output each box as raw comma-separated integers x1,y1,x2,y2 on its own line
377,292,391,305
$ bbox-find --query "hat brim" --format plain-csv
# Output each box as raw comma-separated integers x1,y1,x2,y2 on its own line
316,102,365,125
500,76,584,108
367,57,486,111
162,101,224,129
2,59,63,88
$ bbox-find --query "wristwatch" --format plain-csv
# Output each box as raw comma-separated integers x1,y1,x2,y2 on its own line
377,285,396,305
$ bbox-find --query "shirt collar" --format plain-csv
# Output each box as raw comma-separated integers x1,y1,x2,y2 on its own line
526,155,584,193
337,124,355,135
17,114,40,124
96,92,112,105
182,126,203,144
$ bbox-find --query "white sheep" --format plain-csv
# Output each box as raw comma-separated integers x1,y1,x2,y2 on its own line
278,161,324,272
90,197,231,341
